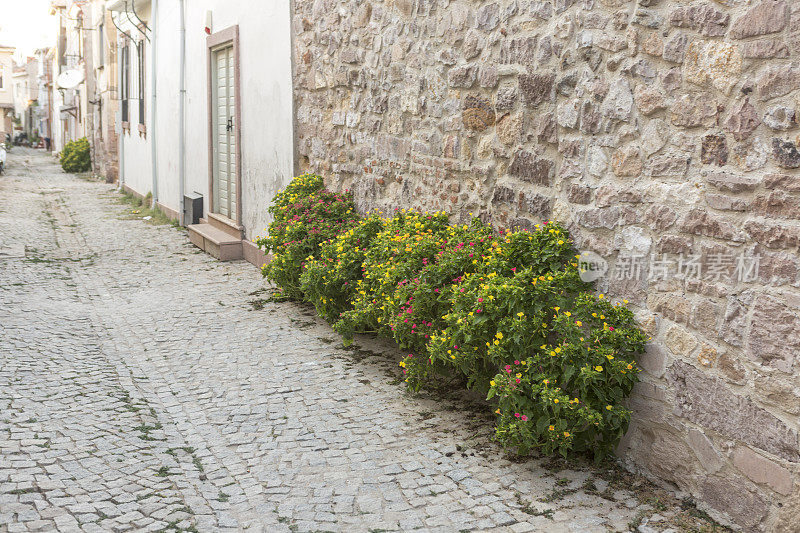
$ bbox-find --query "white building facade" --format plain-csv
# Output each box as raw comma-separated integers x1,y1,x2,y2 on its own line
0,45,16,138
109,0,295,265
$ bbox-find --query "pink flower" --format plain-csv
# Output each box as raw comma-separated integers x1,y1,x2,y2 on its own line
505,365,512,372
514,413,520,418
477,298,483,303
520,415,528,422
476,309,482,313
453,345,458,350
514,360,520,365
609,327,614,331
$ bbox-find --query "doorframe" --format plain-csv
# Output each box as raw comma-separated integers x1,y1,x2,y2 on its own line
206,25,242,226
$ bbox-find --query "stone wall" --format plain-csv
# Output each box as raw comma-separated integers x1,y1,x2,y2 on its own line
291,0,800,529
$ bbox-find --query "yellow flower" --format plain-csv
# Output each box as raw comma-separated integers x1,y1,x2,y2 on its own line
549,351,556,357
576,321,582,327
517,312,524,317
516,373,522,379
496,332,503,339
554,399,559,404
563,431,570,437
564,311,571,317
490,380,496,387
450,355,456,360
554,347,561,354
606,405,612,410
398,361,406,368
493,339,500,345
548,425,555,431
627,364,633,370
495,409,501,414
595,366,603,372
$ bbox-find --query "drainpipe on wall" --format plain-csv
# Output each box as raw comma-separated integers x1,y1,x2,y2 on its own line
178,0,185,225
149,0,158,208
117,35,125,191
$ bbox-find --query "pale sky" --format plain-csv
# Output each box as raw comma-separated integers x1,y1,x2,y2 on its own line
0,0,57,60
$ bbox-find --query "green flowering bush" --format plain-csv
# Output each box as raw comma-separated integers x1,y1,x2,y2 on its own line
60,137,91,173
258,174,647,460
300,213,385,322
254,174,357,300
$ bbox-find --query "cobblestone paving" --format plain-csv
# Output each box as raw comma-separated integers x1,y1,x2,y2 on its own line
1,149,689,532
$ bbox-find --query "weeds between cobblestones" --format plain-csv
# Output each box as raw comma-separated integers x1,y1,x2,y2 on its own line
0,149,733,532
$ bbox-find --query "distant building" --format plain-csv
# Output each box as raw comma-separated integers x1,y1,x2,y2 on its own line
84,0,119,181
0,45,15,138
35,47,55,150
12,57,40,141
49,0,87,153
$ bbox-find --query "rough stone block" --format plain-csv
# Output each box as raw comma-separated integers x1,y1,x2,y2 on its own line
665,325,698,357
745,220,800,249
700,475,768,530
668,360,799,462
683,40,742,95
687,428,724,474
679,209,744,242
519,72,555,108
671,93,717,128
610,145,642,177
733,446,794,495
747,292,800,371
705,171,760,192
730,0,789,39
669,4,730,36
741,40,790,58
772,138,800,168
757,66,800,100
700,135,728,166
507,151,553,186
462,95,495,132
724,98,761,141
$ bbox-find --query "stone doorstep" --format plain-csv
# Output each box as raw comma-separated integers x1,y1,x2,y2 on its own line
187,218,270,267
187,223,242,261
242,240,270,268
207,212,243,240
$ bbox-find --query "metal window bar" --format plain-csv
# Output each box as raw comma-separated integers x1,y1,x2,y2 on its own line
137,42,145,125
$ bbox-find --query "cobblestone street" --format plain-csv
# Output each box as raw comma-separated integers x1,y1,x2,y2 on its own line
1,149,690,532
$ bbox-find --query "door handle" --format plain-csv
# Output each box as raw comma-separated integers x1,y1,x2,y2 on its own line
226,117,233,132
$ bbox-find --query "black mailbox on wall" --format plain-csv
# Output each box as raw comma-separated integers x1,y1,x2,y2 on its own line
183,193,203,226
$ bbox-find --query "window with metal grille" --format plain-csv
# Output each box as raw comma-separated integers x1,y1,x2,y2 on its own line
137,41,145,125
97,22,104,68
120,43,129,123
